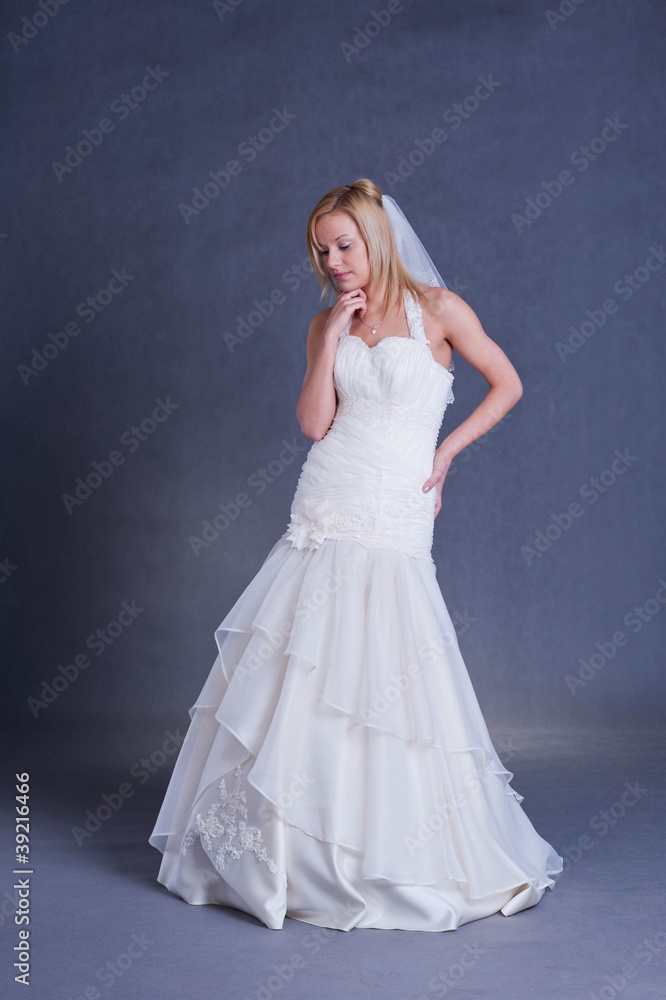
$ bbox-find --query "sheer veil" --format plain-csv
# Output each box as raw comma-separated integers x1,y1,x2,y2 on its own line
382,194,454,396
381,194,448,289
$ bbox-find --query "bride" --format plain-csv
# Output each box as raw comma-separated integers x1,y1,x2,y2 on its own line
149,178,563,932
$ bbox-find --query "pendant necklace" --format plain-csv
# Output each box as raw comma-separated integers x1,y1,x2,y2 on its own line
357,292,399,336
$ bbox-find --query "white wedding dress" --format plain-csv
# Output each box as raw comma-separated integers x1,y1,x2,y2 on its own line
149,289,563,931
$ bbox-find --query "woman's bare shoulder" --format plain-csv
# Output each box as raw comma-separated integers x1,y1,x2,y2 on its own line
415,283,462,319
414,284,485,360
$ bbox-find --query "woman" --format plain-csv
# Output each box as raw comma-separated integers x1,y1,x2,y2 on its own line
149,178,563,932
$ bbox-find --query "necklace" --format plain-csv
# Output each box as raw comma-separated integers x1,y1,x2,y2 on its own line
356,292,399,336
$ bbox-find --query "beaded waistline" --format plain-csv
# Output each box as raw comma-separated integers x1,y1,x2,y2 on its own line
336,393,444,432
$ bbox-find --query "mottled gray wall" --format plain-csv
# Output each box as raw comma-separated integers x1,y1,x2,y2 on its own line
3,0,664,734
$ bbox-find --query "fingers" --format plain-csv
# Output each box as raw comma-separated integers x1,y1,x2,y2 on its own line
344,289,366,320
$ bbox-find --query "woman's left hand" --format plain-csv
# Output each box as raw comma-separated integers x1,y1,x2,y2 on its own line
422,451,452,519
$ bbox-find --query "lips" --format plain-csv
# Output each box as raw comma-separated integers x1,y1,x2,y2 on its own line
334,272,350,279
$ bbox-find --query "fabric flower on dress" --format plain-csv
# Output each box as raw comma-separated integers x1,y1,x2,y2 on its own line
285,497,338,551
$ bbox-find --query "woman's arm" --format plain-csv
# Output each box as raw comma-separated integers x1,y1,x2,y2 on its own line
296,310,338,441
296,289,368,441
422,289,524,509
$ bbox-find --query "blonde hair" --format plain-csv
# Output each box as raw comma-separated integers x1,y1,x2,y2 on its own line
306,178,423,319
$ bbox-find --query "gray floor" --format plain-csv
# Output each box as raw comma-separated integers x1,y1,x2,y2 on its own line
2,721,664,1000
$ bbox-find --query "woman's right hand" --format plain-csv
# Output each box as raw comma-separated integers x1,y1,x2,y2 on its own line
296,287,368,440
322,287,367,340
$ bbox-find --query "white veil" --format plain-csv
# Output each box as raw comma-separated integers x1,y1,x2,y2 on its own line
381,194,448,289
381,193,454,400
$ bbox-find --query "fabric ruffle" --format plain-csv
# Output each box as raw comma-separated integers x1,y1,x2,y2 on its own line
149,535,563,931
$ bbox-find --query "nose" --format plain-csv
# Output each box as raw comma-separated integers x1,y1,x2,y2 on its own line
327,249,343,271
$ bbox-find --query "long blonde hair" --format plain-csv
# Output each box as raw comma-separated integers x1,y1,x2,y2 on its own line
306,178,423,319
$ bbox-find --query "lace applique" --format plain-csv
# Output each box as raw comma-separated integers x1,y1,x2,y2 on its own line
285,493,434,560
181,763,287,886
337,392,445,433
405,290,455,406
445,359,455,406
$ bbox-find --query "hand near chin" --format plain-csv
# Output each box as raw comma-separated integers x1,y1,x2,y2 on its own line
350,287,367,321
338,286,367,323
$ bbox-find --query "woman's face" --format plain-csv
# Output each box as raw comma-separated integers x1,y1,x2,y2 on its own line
315,211,371,290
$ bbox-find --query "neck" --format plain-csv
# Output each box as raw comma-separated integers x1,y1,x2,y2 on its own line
359,280,400,318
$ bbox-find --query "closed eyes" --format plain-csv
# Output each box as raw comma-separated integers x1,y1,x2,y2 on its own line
321,244,351,256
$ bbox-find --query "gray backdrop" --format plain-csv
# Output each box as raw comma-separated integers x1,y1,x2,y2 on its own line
3,0,664,739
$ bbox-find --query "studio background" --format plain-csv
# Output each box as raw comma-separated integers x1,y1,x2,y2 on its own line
4,0,663,738
1,3,665,995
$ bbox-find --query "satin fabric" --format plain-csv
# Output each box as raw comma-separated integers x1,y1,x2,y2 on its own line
149,291,563,930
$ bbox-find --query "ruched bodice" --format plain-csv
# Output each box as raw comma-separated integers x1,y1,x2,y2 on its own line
284,289,454,560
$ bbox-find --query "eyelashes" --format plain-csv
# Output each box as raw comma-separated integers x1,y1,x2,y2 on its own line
321,243,351,256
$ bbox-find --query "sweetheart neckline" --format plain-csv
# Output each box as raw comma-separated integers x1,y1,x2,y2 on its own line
343,333,454,381
347,334,411,349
